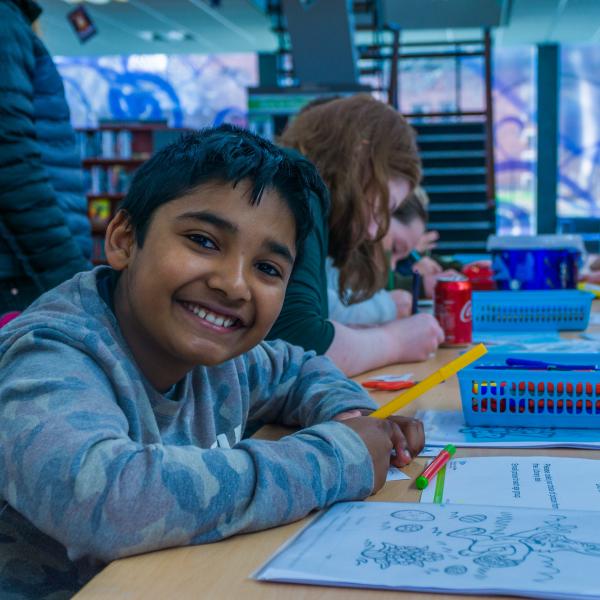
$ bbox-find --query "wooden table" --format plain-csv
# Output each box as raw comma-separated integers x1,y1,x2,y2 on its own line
75,327,600,599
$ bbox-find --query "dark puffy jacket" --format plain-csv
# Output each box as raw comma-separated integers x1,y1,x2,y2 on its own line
0,0,91,291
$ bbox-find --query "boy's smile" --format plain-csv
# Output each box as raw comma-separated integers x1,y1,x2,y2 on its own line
107,180,297,391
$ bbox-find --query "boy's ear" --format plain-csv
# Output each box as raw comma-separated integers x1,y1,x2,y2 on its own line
105,210,136,270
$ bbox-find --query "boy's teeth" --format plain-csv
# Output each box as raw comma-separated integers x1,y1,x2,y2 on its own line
205,313,219,325
185,303,236,328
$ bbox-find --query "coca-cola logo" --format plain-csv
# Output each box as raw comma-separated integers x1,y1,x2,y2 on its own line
460,300,472,323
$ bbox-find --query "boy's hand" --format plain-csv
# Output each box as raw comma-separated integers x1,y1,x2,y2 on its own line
334,414,425,493
386,415,425,461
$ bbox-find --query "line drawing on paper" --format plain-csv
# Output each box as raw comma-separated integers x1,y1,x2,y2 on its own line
448,518,600,575
357,540,444,569
458,514,488,523
391,510,436,522
395,524,424,533
353,510,600,583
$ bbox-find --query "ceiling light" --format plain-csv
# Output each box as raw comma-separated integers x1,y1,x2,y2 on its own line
165,30,185,41
62,0,128,3
138,30,156,41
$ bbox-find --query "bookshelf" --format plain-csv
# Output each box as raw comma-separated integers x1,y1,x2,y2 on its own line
77,121,189,264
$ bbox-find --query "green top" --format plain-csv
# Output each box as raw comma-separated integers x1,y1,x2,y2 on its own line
267,192,335,354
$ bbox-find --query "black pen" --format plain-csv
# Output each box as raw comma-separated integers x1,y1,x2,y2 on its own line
411,271,421,315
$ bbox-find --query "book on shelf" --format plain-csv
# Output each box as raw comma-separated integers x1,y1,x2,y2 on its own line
91,235,107,264
88,198,111,228
77,128,137,160
87,165,132,195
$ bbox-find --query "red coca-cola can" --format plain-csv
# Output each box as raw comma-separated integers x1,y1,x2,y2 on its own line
434,275,472,346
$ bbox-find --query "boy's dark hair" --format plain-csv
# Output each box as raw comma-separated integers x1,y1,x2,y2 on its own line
120,124,329,252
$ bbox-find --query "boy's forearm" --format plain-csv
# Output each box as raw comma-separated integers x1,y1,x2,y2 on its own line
1,415,372,563
247,341,377,428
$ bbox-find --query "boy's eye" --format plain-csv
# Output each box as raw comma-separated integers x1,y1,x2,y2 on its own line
188,234,217,250
256,262,282,278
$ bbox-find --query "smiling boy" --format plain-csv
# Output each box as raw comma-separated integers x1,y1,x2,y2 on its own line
0,126,424,599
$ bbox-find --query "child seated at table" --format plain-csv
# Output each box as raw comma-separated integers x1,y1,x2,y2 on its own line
385,187,461,300
326,188,458,325
0,126,424,599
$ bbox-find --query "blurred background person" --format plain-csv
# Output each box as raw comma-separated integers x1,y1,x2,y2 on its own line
0,0,91,319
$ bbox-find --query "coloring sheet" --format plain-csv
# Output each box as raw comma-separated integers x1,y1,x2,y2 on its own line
418,410,600,449
254,501,600,599
420,456,600,510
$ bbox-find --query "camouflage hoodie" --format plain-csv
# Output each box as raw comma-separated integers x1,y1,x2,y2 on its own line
0,267,376,599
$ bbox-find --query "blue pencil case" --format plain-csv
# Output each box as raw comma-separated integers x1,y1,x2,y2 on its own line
457,352,600,428
472,290,593,332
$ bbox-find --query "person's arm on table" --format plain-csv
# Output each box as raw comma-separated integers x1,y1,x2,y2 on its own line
326,314,444,377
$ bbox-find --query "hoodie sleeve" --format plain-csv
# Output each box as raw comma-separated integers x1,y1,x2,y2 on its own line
245,339,378,426
0,331,375,565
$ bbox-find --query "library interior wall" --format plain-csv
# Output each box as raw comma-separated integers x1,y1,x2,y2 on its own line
56,45,600,235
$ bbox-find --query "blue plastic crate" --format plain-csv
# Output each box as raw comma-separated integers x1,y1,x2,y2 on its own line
472,290,593,331
458,352,600,428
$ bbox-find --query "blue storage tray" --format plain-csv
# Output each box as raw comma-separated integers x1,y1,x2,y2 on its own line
472,290,593,331
458,352,600,428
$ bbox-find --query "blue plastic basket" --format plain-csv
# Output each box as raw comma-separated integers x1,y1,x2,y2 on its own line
458,352,600,428
472,290,593,331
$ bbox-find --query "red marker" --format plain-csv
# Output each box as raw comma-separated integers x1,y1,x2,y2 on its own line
415,444,456,490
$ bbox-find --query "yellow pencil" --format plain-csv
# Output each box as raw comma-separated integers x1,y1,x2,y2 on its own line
370,343,488,419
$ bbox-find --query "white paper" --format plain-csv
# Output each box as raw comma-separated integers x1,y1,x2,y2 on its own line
419,445,442,457
418,409,600,449
386,467,410,482
254,501,600,599
486,339,600,353
367,373,413,382
472,331,561,346
420,456,600,511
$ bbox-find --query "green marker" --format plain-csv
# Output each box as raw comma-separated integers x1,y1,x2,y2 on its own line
415,444,456,490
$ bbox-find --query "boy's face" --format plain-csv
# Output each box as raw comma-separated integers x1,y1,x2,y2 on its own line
108,180,296,391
